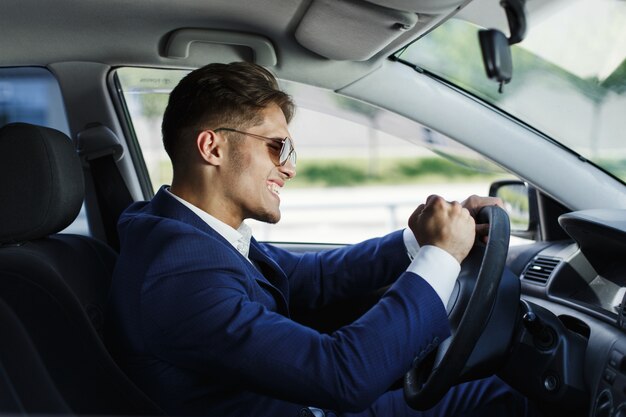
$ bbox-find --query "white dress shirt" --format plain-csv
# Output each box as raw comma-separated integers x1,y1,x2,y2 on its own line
166,188,459,307
166,188,253,260
402,228,459,307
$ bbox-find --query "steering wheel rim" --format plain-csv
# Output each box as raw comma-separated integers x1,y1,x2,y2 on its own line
403,205,510,410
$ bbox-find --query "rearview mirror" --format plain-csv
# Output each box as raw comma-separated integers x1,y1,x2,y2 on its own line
478,29,512,92
478,0,526,92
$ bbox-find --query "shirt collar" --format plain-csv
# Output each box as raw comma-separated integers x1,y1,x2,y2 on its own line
165,187,252,259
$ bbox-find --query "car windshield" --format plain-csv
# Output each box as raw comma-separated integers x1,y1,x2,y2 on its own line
395,0,626,183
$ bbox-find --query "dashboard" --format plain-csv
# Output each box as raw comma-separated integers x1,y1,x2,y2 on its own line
283,209,626,416
506,210,626,417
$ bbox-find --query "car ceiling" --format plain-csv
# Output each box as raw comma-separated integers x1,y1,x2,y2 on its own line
10,0,619,213
1,0,472,89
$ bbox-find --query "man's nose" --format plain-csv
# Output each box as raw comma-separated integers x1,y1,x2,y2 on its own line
279,160,296,179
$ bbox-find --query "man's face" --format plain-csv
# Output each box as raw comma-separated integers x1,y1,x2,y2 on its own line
221,103,296,226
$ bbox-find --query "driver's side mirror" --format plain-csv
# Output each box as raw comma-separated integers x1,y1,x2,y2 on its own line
489,180,538,240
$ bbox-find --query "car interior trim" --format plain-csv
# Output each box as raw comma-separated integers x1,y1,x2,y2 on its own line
163,29,278,66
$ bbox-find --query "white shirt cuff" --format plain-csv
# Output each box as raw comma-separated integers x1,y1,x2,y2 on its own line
407,245,460,307
402,227,420,260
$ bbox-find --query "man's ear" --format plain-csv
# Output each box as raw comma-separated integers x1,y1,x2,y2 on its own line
196,130,224,166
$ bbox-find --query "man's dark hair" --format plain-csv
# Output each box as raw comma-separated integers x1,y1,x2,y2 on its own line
162,62,294,168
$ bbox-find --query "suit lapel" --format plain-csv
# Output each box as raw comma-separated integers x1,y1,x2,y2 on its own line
151,187,291,316
249,241,290,316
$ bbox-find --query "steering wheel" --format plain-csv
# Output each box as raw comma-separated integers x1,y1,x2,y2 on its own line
404,205,511,410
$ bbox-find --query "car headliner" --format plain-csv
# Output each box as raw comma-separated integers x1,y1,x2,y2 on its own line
0,0,475,89
3,0,625,212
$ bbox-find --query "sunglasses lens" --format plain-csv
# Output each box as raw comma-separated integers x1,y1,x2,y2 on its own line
280,138,296,166
289,149,296,166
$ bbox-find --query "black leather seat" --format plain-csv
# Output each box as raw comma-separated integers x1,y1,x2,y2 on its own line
0,297,72,414
0,123,163,415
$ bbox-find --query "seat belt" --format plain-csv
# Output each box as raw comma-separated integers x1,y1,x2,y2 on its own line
76,124,133,252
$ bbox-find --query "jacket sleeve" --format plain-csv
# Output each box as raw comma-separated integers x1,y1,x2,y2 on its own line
140,232,449,412
261,230,411,310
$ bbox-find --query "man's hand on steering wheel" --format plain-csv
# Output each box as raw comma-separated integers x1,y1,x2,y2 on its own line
408,194,475,264
461,195,504,243
408,194,504,262
404,201,511,410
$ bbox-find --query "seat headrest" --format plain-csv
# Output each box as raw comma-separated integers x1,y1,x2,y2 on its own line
0,123,84,244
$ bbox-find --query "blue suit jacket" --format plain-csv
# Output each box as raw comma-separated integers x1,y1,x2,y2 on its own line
106,187,450,416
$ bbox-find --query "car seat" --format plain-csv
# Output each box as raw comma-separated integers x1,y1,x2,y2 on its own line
0,123,163,415
0,296,72,414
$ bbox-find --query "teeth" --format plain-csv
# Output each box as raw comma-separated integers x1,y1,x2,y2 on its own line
268,182,281,195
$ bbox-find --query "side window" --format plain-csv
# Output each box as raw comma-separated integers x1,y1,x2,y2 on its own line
0,67,89,235
117,67,522,244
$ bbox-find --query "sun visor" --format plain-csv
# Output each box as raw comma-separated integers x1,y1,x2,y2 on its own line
295,0,418,61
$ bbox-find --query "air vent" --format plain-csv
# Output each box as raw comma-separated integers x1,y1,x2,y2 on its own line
521,256,561,285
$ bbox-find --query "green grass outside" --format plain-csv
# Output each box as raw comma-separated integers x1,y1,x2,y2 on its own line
150,156,508,190
291,157,505,187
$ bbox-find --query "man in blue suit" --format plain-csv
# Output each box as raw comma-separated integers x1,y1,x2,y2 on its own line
107,62,530,416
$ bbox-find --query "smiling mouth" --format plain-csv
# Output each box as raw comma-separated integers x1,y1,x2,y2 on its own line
267,182,282,196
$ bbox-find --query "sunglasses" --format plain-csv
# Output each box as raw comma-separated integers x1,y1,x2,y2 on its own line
214,127,297,167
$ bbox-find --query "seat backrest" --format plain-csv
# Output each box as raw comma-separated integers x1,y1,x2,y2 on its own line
0,297,72,415
0,123,163,415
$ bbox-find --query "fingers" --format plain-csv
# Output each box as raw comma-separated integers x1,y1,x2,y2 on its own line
461,195,504,243
408,194,501,255
408,195,465,234
475,223,490,244
408,203,426,231
408,194,476,263
461,195,504,218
